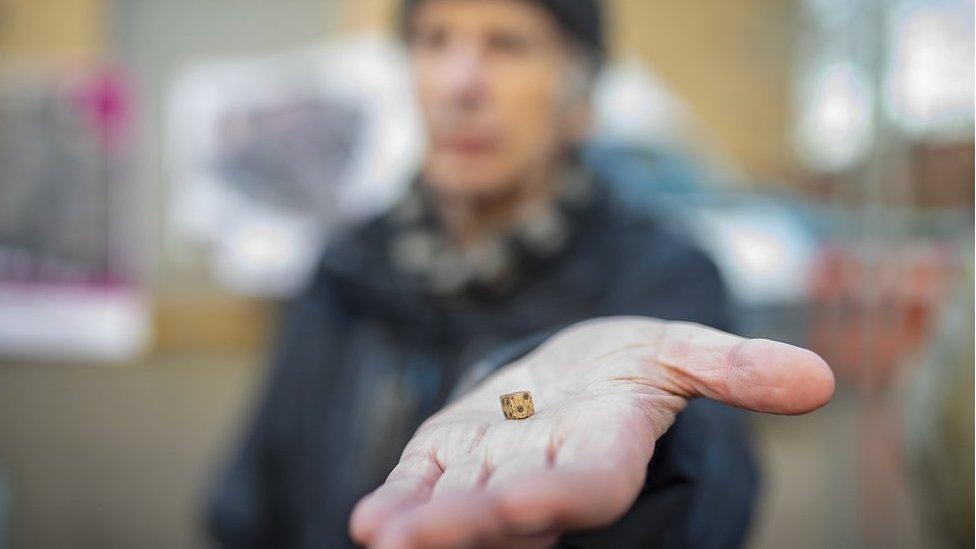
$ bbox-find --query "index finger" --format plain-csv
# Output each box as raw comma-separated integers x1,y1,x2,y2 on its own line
349,446,443,545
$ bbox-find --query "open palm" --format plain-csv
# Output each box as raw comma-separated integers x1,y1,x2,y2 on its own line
350,317,835,548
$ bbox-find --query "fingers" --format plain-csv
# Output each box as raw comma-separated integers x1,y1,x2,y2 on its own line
349,448,443,544
361,440,652,547
366,429,646,548
368,492,556,549
491,467,641,534
655,321,835,414
501,421,653,533
366,468,639,549
371,491,506,549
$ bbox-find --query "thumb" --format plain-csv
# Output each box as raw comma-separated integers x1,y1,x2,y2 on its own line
653,321,835,415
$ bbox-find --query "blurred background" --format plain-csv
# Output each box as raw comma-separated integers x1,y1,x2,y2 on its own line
0,0,971,547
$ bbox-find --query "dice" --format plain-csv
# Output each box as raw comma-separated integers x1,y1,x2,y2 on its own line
500,390,535,420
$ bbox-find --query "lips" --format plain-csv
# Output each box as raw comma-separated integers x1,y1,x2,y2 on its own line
437,132,498,154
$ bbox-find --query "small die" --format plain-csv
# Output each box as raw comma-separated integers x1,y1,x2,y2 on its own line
500,390,535,420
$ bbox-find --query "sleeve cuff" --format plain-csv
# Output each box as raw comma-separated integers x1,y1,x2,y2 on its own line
448,326,563,401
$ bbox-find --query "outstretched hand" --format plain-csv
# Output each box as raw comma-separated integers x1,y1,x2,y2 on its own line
350,317,835,548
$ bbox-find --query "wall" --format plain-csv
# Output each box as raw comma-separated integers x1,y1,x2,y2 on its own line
0,0,105,62
611,0,797,182
0,2,339,547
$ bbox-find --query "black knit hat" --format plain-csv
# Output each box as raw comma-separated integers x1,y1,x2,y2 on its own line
398,0,605,64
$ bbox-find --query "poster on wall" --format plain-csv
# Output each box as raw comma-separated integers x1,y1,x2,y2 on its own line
167,33,422,297
0,68,148,361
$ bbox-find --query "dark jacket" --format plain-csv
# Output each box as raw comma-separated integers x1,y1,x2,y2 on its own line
207,176,757,548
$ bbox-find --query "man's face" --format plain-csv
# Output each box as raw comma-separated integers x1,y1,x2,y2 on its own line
408,0,588,199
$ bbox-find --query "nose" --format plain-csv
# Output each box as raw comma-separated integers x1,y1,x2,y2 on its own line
436,44,488,110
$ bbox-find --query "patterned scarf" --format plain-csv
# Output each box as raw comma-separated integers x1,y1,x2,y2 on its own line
388,162,597,299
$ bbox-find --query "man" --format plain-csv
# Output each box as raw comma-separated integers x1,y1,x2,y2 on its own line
207,1,834,547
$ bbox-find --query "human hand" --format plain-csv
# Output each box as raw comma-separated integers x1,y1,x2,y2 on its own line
350,317,834,548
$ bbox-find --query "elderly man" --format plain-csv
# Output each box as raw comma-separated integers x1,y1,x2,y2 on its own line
207,1,834,548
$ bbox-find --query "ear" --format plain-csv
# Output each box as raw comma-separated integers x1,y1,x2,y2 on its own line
562,102,593,145
556,57,596,145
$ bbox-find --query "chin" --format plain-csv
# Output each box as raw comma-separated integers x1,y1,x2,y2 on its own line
423,157,520,199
